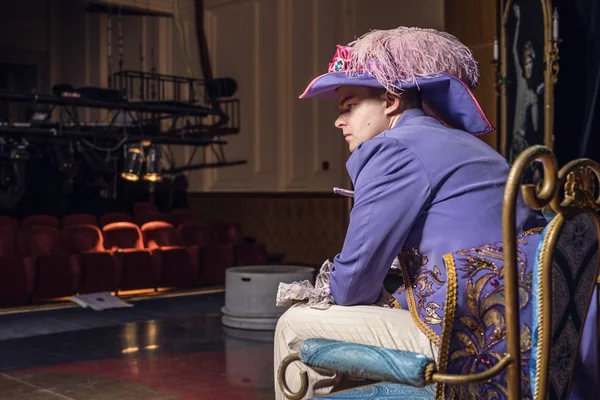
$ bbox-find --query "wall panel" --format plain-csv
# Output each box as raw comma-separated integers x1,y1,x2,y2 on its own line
198,0,446,192
445,0,498,150
203,0,258,190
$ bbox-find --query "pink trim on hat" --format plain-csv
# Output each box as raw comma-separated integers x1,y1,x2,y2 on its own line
465,88,494,135
299,72,333,99
299,70,373,99
438,75,494,135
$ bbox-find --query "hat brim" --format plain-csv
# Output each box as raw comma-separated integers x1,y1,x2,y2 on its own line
299,72,493,136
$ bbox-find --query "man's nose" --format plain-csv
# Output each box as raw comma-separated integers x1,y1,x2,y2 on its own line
334,115,345,129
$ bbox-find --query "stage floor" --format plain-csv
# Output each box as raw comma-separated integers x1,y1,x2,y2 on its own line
0,291,275,399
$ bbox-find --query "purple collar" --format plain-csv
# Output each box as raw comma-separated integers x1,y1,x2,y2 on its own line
394,108,428,127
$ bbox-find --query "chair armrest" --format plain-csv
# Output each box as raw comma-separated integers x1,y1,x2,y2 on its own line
279,339,513,399
300,339,434,387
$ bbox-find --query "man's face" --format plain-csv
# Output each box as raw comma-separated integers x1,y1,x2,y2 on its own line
334,86,389,152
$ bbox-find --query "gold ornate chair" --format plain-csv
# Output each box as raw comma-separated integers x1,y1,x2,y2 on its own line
277,146,600,399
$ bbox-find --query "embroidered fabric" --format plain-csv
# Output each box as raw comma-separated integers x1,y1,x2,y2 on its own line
276,258,400,309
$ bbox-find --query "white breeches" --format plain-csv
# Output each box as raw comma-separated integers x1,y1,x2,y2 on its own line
273,303,436,399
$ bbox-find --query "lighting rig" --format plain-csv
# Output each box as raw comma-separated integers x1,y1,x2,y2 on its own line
0,1,245,210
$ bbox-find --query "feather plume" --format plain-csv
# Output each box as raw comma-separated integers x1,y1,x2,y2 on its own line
347,27,479,95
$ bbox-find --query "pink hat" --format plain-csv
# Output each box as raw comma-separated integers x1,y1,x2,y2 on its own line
299,27,492,135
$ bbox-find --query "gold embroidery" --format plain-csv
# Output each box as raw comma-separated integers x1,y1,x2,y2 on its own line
435,253,458,399
523,226,544,237
448,241,534,398
401,248,446,326
399,262,441,345
397,247,443,346
391,298,402,309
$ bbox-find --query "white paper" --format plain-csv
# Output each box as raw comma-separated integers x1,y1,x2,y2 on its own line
70,292,133,311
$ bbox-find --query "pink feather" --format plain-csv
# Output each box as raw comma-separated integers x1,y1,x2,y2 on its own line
346,27,479,94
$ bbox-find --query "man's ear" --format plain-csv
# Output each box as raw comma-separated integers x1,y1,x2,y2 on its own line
384,92,402,116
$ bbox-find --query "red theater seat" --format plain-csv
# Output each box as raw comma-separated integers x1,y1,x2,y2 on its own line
177,221,233,285
63,224,118,294
141,221,197,288
20,226,77,301
22,215,60,231
0,216,20,233
102,222,161,291
99,212,133,227
0,228,32,306
63,214,98,227
168,209,195,227
135,211,169,227
210,221,267,266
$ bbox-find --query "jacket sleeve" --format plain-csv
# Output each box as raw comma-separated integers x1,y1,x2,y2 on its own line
330,137,432,306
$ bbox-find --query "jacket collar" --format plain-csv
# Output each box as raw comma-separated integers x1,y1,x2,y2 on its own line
393,108,428,128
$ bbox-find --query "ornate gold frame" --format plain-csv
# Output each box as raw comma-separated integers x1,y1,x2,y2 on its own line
500,0,560,157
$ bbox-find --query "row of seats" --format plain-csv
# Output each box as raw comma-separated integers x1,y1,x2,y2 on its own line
0,209,196,231
0,214,267,306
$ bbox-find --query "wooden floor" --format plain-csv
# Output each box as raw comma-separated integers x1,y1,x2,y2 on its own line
0,291,275,400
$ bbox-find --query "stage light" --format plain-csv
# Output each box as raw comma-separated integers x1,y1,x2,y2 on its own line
121,146,143,181
143,145,162,182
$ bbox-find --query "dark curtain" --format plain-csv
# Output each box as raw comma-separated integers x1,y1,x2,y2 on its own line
554,0,600,165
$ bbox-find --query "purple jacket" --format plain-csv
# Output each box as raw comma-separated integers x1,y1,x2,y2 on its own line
331,108,544,305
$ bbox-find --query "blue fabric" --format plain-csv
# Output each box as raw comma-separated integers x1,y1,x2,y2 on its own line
529,220,552,394
300,339,433,387
542,210,557,222
529,212,599,398
309,382,435,399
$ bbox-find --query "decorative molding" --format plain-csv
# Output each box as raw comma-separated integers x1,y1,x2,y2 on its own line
204,0,249,8
283,0,313,189
311,0,320,179
252,0,261,176
203,0,255,191
311,0,345,191
84,11,92,121
276,0,292,190
91,0,175,14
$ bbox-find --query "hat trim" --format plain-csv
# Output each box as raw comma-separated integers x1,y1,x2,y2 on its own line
299,71,493,136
